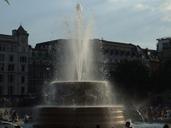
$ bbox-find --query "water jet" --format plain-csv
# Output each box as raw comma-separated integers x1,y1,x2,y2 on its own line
33,3,125,128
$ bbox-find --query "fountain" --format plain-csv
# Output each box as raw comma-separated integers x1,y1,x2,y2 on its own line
33,3,125,128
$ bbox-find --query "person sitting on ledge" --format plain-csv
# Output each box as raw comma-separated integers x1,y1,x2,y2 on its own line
125,121,133,128
163,124,170,128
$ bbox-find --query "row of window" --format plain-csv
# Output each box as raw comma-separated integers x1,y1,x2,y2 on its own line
0,54,27,63
0,64,26,72
0,44,28,52
0,74,25,84
0,86,25,95
104,56,139,63
103,49,137,56
0,45,17,52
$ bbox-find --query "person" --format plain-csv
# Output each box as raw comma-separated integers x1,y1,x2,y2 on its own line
163,124,170,128
14,126,21,128
125,121,132,128
11,110,18,122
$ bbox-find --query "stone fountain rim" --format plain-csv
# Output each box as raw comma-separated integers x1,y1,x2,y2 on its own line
50,80,108,85
35,105,124,108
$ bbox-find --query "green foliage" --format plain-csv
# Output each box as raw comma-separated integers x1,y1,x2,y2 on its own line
114,60,150,84
159,60,171,90
109,60,151,98
109,59,171,99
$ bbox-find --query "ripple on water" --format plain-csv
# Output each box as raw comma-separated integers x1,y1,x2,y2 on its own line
133,122,165,128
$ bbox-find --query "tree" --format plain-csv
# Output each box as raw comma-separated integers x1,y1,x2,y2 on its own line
110,60,151,99
114,60,149,84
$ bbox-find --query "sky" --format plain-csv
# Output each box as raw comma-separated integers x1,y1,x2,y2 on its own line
0,0,171,49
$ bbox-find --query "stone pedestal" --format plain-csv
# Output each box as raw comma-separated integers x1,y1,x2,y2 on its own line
34,81,125,128
34,106,125,128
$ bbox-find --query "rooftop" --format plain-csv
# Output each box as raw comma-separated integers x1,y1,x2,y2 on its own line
0,34,16,43
157,37,171,41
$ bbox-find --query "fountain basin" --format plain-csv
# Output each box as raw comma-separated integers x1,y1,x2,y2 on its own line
35,81,125,128
45,81,112,105
33,105,125,128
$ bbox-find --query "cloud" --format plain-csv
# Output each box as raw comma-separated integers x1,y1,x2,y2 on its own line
107,0,128,3
131,0,171,22
1,0,171,49
134,3,149,11
159,1,171,21
160,0,171,11
165,4,171,11
133,2,157,12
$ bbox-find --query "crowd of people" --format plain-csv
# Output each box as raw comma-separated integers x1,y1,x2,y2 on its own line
139,105,171,122
0,98,21,107
0,109,20,122
0,108,31,123
124,121,170,128
0,96,40,107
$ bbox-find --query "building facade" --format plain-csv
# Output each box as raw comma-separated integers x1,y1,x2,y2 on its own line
157,37,171,62
101,40,143,67
157,37,171,81
0,26,161,97
0,26,29,96
27,39,148,94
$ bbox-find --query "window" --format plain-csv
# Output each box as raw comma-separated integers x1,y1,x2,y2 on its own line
131,52,135,56
0,45,5,51
21,86,25,94
21,65,25,72
20,56,27,63
126,51,130,56
32,52,35,56
21,76,25,84
8,64,15,71
8,86,13,95
8,74,14,83
105,49,108,54
0,86,2,95
0,54,5,62
110,50,113,55
163,43,169,49
0,74,4,83
10,45,14,52
115,50,118,55
0,64,4,71
120,51,124,56
9,55,14,62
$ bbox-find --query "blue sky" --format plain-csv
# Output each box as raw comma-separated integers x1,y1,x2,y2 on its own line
0,0,171,49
